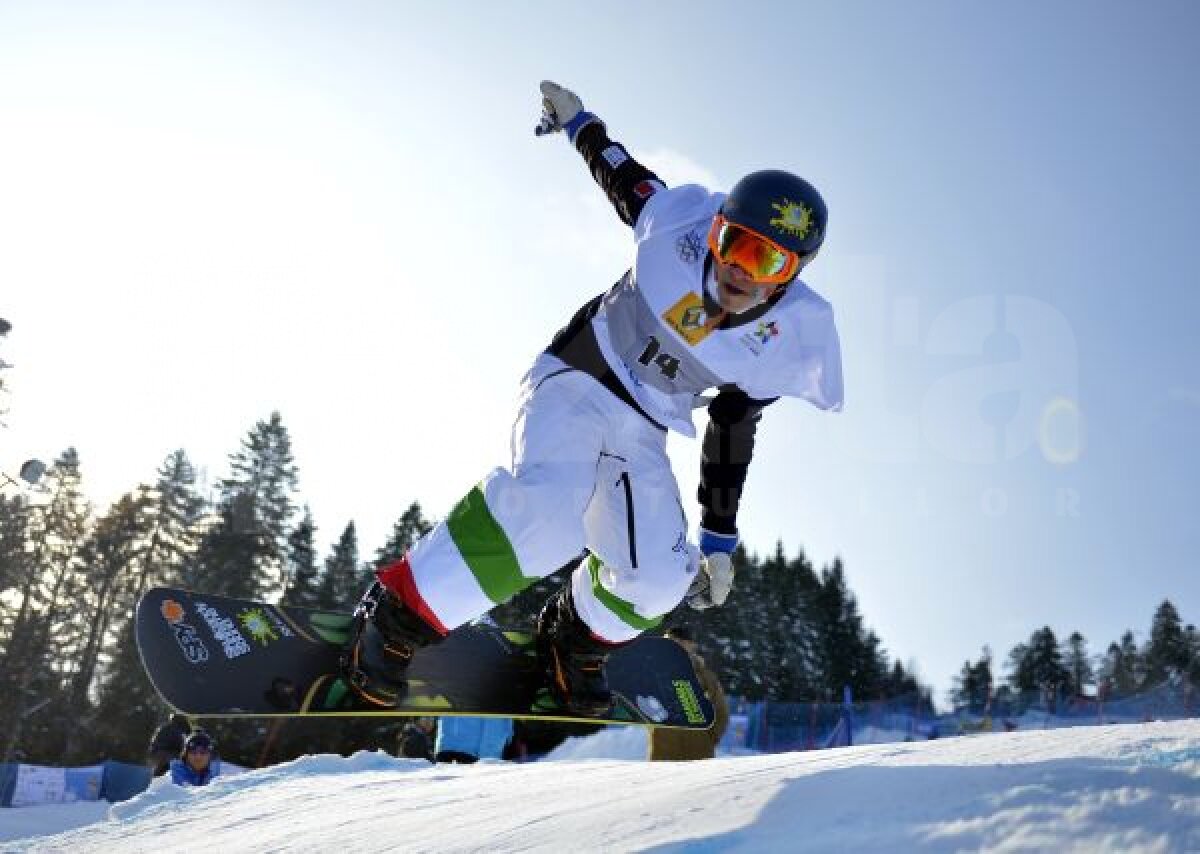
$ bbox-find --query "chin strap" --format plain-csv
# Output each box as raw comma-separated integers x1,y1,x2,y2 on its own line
701,261,730,326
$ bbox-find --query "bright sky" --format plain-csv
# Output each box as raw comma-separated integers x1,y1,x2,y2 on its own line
2,1,1197,702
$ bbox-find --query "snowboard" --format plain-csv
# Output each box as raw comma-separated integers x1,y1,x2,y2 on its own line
136,587,714,729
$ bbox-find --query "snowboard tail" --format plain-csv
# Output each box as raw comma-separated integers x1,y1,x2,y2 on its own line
136,587,713,729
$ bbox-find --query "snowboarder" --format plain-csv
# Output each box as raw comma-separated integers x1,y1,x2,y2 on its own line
344,80,843,716
148,713,191,776
169,730,219,787
397,717,437,762
433,716,514,764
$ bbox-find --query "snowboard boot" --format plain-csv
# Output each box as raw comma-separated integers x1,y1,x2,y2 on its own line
342,563,445,707
535,585,628,717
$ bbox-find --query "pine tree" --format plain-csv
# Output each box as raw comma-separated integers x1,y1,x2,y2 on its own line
68,451,207,763
61,494,144,754
316,521,361,610
715,545,772,699
0,449,92,762
1098,634,1141,698
669,544,922,705
209,412,299,598
374,502,432,568
135,449,206,597
1,450,90,658
1007,627,1069,710
91,617,172,762
1144,600,1190,685
1185,624,1199,684
282,508,320,607
774,548,821,699
1062,631,1094,697
684,543,780,701
1006,641,1034,694
0,493,30,594
885,660,922,699
187,493,267,599
812,559,866,700
953,647,993,713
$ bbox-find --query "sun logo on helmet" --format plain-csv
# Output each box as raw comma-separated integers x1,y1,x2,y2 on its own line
769,200,813,238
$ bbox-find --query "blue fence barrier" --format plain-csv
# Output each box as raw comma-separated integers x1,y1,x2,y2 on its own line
0,761,152,807
719,678,1199,753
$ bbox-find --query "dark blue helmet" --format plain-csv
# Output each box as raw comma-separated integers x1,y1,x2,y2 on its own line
183,730,215,754
721,170,828,262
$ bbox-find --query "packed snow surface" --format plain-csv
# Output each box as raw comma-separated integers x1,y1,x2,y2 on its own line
5,720,1198,852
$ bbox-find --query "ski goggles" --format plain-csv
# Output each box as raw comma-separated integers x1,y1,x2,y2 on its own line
706,214,801,285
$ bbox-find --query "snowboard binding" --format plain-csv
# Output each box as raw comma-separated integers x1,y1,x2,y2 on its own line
341,579,441,707
534,585,626,717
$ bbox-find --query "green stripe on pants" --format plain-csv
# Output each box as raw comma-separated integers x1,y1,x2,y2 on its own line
586,553,663,632
445,484,534,604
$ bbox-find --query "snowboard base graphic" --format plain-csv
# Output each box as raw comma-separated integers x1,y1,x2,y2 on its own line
136,587,714,729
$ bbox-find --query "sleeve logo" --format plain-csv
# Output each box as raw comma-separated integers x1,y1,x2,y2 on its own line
633,180,661,200
601,145,629,169
675,231,704,263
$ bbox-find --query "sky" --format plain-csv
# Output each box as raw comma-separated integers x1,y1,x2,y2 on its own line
1,0,1198,702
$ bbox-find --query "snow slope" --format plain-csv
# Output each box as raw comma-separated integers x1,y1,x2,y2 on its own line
0,802,110,845
5,720,1198,853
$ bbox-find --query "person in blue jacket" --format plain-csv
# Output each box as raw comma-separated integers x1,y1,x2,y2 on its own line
170,730,220,786
434,716,513,764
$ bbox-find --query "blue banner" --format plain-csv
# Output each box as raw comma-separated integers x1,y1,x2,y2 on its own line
0,763,17,807
100,761,152,803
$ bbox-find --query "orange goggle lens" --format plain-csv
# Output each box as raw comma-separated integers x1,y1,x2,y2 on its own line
707,216,800,285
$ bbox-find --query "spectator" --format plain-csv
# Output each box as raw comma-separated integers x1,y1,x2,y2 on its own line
648,626,729,761
434,716,513,764
170,730,220,787
398,717,436,762
148,713,191,776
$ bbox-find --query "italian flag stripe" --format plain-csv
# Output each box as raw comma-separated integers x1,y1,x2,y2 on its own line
445,485,534,605
586,554,662,631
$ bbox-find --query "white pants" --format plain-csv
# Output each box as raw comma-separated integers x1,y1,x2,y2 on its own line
407,353,697,642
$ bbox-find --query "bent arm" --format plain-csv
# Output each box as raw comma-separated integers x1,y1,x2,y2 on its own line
697,387,778,536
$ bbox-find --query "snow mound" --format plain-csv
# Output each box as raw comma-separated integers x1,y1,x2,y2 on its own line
542,724,647,761
6,722,1198,853
108,750,421,822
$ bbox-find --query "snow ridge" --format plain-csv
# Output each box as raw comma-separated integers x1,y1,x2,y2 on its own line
6,721,1197,853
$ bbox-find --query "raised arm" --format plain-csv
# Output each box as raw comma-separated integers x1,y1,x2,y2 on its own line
536,80,666,227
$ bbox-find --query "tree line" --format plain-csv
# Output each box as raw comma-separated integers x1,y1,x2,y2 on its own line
952,602,1200,715
0,410,936,766
19,409,1197,765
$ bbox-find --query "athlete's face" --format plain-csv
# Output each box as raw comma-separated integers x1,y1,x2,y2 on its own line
185,746,212,771
712,258,785,314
